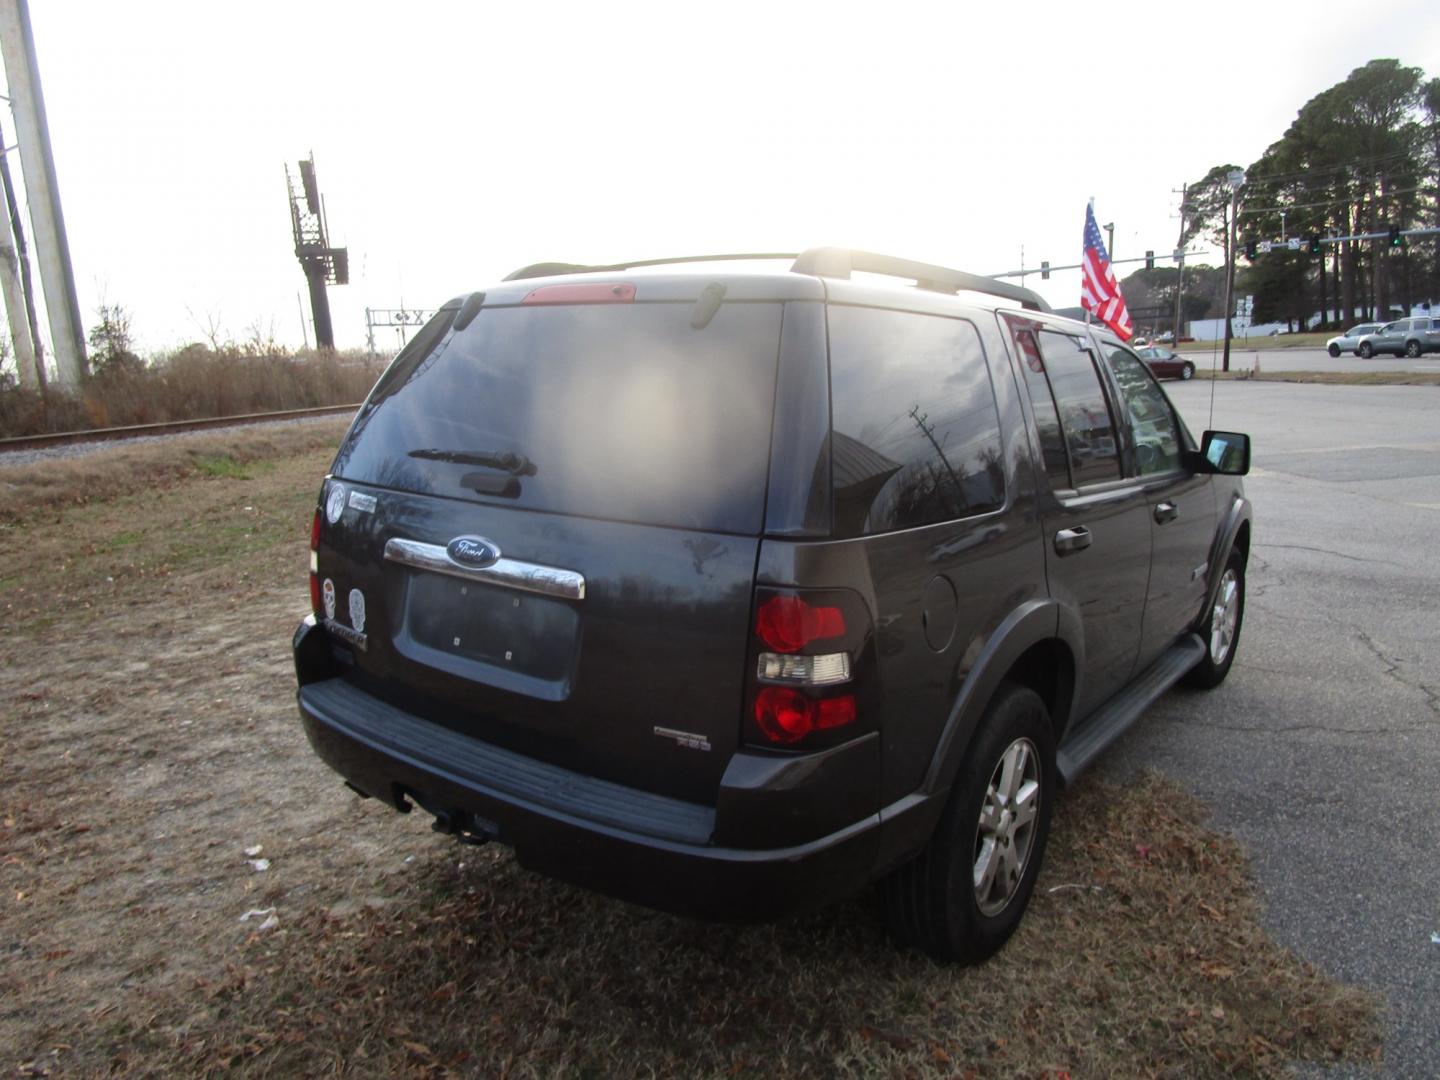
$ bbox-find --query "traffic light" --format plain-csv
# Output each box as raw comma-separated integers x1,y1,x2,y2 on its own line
1145,250,1154,270
1244,239,1257,260
1388,226,1403,248
1308,234,1321,255
1040,261,1050,280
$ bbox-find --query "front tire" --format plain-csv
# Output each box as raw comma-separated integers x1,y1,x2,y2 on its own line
883,683,1056,964
1183,549,1245,689
1180,362,1195,380
1359,341,1374,359
1327,344,1341,357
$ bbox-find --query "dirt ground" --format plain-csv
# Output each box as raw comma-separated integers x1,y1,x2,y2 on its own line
0,439,1381,1077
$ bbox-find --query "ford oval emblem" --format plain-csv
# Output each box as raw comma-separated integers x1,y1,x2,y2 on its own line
446,535,501,568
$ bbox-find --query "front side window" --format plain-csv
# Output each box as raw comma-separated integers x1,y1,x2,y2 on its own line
1106,345,1181,475
1035,330,1121,486
828,306,1005,536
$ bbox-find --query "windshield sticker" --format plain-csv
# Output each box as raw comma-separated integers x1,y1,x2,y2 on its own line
322,578,336,620
348,588,367,634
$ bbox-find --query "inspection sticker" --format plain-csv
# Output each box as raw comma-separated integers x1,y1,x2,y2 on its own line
348,491,377,514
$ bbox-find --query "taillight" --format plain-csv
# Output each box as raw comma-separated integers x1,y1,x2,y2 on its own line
522,282,636,304
746,587,872,749
754,688,857,745
309,508,322,617
755,595,845,653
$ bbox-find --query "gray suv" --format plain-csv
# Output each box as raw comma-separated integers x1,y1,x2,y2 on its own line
1358,317,1440,358
293,248,1253,964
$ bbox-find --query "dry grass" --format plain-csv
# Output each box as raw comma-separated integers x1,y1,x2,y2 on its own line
0,346,382,438
0,417,352,525
1193,369,1440,385
126,776,1380,1079
1180,333,1332,351
0,439,1382,1078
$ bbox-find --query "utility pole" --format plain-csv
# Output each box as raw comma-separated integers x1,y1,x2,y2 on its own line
1221,169,1245,374
1104,222,1115,263
909,405,969,513
0,0,86,387
1172,183,1187,345
0,117,42,391
0,119,36,388
0,203,35,387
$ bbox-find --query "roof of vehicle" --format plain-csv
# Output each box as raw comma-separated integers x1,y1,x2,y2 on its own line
470,248,1057,316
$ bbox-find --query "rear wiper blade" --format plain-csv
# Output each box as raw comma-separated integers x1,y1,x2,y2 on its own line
408,448,537,475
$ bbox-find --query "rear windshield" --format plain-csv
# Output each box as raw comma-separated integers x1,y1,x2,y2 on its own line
334,301,782,534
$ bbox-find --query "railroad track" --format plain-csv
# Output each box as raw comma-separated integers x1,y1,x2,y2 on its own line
0,403,360,453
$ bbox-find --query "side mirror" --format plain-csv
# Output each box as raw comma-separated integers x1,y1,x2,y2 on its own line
1196,430,1250,475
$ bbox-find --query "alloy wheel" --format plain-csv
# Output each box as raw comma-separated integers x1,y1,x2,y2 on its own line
973,737,1041,917
1210,568,1240,665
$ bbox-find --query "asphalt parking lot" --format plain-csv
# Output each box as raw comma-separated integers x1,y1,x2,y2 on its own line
1180,343,1440,375
1099,380,1440,1077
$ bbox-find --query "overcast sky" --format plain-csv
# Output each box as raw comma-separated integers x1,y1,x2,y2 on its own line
10,0,1440,358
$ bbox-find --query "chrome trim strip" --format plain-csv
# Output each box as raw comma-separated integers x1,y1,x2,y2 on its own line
384,537,586,601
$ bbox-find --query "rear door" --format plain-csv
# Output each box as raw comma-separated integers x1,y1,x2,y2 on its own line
317,296,784,804
1010,322,1150,718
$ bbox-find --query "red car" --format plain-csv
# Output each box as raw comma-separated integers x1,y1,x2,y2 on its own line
1137,345,1196,381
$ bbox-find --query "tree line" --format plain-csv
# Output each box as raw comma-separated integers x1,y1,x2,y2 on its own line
1185,59,1437,329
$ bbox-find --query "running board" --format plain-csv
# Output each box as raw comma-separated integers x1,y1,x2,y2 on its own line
1056,634,1206,786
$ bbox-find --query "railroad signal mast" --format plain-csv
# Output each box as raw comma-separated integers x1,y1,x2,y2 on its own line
285,154,348,350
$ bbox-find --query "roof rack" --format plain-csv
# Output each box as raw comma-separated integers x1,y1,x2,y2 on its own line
502,248,1052,313
504,253,798,281
791,247,1051,312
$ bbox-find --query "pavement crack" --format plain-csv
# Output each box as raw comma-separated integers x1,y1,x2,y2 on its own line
1355,629,1440,717
1254,542,1400,566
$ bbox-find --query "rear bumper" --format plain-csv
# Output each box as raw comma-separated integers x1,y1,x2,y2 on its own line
295,656,897,921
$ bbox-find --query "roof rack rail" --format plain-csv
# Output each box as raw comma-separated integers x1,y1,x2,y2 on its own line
790,247,1052,313
504,253,798,281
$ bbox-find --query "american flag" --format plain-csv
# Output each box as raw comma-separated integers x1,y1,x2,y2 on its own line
1081,203,1133,340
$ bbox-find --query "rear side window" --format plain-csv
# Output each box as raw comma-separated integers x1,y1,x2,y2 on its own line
333,301,783,534
828,306,1004,536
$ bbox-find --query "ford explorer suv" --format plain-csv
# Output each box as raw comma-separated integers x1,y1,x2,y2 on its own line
294,248,1252,964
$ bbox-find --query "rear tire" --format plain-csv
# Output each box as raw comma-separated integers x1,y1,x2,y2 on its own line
1180,362,1195,380
1183,549,1245,690
1327,344,1341,357
883,683,1055,964
1405,340,1421,358
1359,341,1374,359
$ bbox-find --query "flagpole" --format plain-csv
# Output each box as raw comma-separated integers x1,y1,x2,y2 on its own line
1085,197,1093,326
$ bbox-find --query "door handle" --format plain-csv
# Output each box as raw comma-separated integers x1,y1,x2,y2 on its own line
1154,501,1179,524
1054,527,1092,555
